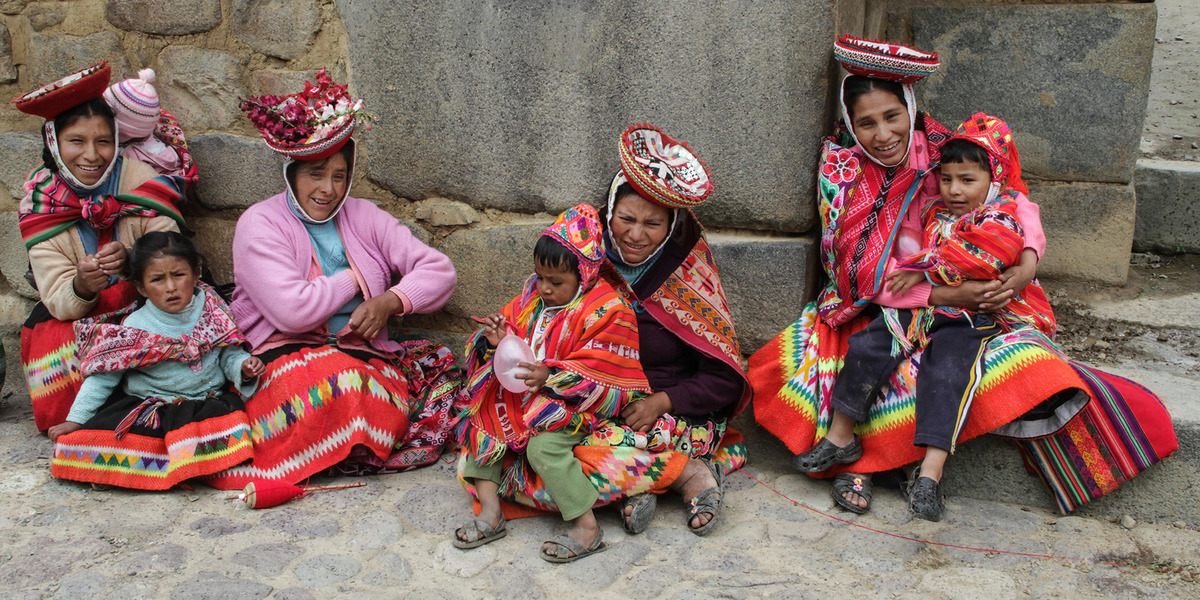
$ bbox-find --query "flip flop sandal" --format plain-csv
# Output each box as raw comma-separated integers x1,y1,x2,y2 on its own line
541,529,608,563
831,472,872,514
622,493,658,534
792,436,863,473
452,516,508,549
687,459,726,537
908,476,945,522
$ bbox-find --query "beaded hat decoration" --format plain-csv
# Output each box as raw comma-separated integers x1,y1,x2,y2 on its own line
12,61,112,120
103,68,161,141
240,68,374,161
543,203,604,289
951,112,1028,195
833,35,940,84
619,123,713,209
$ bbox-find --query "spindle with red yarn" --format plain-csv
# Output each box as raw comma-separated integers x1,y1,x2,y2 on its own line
240,479,366,509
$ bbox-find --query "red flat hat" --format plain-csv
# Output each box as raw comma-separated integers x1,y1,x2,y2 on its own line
833,35,939,84
12,61,112,120
619,123,713,209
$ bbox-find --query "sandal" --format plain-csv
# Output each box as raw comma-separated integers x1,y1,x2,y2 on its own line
686,459,726,537
622,493,657,534
793,436,863,473
541,529,608,563
906,465,945,522
452,516,508,549
831,472,872,514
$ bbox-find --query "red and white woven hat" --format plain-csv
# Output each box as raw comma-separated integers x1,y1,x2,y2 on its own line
12,61,112,120
618,123,713,209
833,35,940,84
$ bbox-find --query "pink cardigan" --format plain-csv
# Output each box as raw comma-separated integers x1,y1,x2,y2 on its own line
231,193,456,352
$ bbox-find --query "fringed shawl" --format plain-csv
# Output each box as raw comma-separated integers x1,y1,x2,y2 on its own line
460,274,649,465
816,113,952,327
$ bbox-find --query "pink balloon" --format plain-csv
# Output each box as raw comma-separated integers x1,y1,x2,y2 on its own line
494,334,536,393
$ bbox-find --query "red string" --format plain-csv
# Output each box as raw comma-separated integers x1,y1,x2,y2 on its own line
730,465,1196,575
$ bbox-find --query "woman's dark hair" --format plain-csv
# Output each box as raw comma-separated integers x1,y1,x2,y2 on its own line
842,75,906,121
42,98,116,173
534,235,579,278
285,140,354,191
939,138,992,178
130,231,204,282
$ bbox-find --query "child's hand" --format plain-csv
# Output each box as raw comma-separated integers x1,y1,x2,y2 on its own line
483,313,507,347
989,248,1038,307
241,356,266,380
47,421,83,442
516,361,549,391
885,269,925,297
95,241,128,276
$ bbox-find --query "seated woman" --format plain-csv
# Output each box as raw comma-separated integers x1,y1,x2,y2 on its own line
750,36,1177,516
206,70,465,490
12,61,193,433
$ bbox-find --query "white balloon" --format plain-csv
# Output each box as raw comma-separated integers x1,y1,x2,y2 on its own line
494,334,536,393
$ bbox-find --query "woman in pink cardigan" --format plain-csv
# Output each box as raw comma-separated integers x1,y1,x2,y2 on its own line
206,71,465,489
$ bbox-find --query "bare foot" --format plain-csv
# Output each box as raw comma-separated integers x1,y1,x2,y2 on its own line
670,458,719,530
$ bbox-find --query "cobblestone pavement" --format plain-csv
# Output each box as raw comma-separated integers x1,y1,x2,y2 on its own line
1,391,1196,600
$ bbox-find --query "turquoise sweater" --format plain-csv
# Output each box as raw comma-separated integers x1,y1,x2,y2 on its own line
65,288,258,425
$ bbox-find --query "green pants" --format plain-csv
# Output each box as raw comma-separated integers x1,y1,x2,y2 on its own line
461,429,598,521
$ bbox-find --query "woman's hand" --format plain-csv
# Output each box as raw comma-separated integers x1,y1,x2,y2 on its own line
885,270,925,298
483,313,507,347
516,361,550,391
241,356,266,380
73,256,108,300
47,421,83,442
990,249,1038,308
620,391,673,432
348,291,403,340
95,241,128,276
929,279,1014,312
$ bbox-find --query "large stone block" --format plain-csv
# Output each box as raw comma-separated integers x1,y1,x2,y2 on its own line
440,221,550,319
188,215,237,285
707,233,816,353
28,3,66,32
189,134,284,210
1134,159,1200,254
914,3,1154,184
233,0,320,60
250,69,321,97
0,213,38,300
25,32,131,84
1029,181,1135,284
105,0,221,35
336,0,834,233
0,22,16,82
154,47,246,132
0,132,42,208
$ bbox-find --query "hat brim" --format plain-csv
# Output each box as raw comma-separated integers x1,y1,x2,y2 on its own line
12,62,112,120
265,118,355,161
833,35,939,85
619,123,713,209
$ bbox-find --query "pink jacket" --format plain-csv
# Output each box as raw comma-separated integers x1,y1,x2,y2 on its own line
231,193,456,352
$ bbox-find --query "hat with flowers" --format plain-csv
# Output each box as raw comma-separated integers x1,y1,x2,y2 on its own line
240,69,374,161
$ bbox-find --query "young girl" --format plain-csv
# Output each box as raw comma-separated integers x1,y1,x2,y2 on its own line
48,231,262,490
454,204,649,563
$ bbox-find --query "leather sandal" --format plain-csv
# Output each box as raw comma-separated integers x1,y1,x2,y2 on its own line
541,529,608,563
687,459,725,536
622,493,657,534
793,436,863,473
831,472,872,514
452,516,507,549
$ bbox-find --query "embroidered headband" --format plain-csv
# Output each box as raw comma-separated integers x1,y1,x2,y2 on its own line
543,203,604,289
618,123,713,209
12,61,112,120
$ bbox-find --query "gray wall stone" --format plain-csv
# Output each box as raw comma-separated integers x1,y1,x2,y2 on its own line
25,32,131,84
234,0,321,61
914,3,1155,184
0,213,38,299
708,233,817,352
1030,181,1135,284
250,69,321,97
1,23,18,82
106,0,221,36
336,0,835,233
189,215,237,285
1134,159,1200,254
189,134,284,210
440,221,549,320
28,3,66,31
154,47,247,132
0,132,42,207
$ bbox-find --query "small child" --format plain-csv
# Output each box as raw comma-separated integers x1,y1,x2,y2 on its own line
48,231,264,490
796,113,1055,522
102,68,187,176
454,204,649,563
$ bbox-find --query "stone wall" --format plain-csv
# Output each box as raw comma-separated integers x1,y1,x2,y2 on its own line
0,0,1158,388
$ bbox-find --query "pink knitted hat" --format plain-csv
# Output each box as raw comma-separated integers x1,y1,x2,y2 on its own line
103,68,161,142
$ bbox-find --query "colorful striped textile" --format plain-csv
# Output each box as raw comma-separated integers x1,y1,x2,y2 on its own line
205,340,465,490
749,302,1088,476
1013,364,1177,514
22,281,138,432
51,392,253,490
